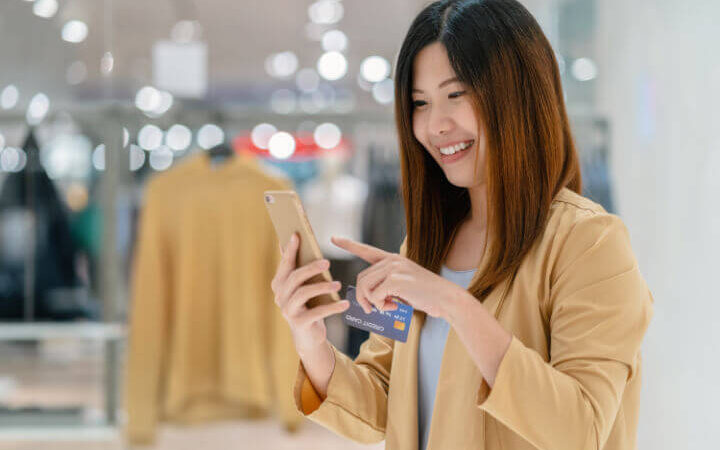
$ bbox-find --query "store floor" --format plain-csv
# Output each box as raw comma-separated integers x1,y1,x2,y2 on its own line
0,341,383,450
1,420,384,450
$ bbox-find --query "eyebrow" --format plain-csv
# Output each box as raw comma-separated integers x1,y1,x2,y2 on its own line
412,77,460,93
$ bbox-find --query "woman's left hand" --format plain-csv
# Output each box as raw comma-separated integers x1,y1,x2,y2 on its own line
331,236,467,319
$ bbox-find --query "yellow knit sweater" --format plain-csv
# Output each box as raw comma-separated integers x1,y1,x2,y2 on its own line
125,153,301,444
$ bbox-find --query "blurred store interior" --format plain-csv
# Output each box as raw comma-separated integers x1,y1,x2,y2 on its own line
0,0,718,449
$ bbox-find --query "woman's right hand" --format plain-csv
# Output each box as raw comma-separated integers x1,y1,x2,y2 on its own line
271,233,350,355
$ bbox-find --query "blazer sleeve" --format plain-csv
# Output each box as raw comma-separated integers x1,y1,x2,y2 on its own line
476,213,654,450
290,238,408,443
125,184,171,445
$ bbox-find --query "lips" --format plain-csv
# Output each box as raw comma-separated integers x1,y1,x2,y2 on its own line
438,139,474,164
436,139,474,154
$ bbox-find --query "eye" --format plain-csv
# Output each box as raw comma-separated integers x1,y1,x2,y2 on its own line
412,100,427,108
449,91,466,99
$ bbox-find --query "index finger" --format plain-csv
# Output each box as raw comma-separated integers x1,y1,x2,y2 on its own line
331,236,390,264
276,233,299,280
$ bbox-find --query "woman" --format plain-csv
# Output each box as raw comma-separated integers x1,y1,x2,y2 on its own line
271,1,653,449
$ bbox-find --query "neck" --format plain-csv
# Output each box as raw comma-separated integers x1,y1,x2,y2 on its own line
466,183,488,232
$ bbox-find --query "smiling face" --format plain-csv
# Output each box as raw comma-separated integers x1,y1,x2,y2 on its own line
411,42,487,188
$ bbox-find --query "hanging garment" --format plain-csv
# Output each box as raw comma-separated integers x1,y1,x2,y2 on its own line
125,153,301,445
0,131,84,320
361,147,405,258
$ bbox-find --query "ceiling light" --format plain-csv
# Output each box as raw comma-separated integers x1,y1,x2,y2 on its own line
165,124,192,151
322,30,348,52
197,124,224,149
268,132,296,159
149,146,173,171
360,56,390,83
266,51,299,78
314,123,342,149
93,144,105,171
100,52,114,75
1,85,19,109
308,0,344,25
571,57,597,81
62,20,88,43
137,124,163,151
26,93,50,125
251,123,278,150
135,86,161,112
129,144,146,171
372,78,394,104
317,51,347,81
33,0,58,19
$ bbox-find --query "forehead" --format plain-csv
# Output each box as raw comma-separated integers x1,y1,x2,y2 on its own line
412,42,457,89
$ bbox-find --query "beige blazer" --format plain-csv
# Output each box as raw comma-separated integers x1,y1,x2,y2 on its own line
294,188,653,450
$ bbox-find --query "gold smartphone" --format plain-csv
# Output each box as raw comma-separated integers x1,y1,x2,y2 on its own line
263,190,340,308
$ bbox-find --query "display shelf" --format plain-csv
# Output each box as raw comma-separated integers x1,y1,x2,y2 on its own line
0,425,118,441
0,322,125,341
0,322,126,441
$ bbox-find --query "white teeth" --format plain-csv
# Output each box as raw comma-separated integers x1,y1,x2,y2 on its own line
439,140,473,155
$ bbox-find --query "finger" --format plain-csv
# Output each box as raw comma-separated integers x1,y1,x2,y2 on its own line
368,276,402,311
286,281,342,316
356,258,391,288
331,236,390,264
296,300,350,327
276,233,300,281
376,297,399,311
357,284,374,314
360,259,395,292
354,265,377,310
356,258,393,313
358,260,395,311
280,258,331,306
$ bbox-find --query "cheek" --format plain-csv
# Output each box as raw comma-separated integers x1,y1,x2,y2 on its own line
458,103,479,135
412,113,427,147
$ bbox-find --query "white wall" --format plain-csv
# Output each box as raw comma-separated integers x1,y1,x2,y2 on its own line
595,1,720,448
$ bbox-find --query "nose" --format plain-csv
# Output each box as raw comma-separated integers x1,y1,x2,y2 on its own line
427,103,454,137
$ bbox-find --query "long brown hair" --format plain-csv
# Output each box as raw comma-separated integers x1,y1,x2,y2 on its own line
394,0,581,300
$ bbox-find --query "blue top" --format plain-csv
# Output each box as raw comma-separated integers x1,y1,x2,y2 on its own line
418,266,477,450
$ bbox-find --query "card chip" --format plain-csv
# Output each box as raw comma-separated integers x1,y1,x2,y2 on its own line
394,320,405,331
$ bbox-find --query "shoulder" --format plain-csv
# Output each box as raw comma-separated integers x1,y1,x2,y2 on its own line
547,187,628,240
541,188,637,284
241,158,293,191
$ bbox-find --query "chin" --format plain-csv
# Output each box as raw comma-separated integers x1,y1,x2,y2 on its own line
443,172,475,188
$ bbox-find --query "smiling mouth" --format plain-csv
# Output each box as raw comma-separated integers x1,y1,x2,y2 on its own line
438,139,474,157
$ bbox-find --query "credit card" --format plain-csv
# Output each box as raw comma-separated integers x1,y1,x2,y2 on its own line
342,285,413,343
